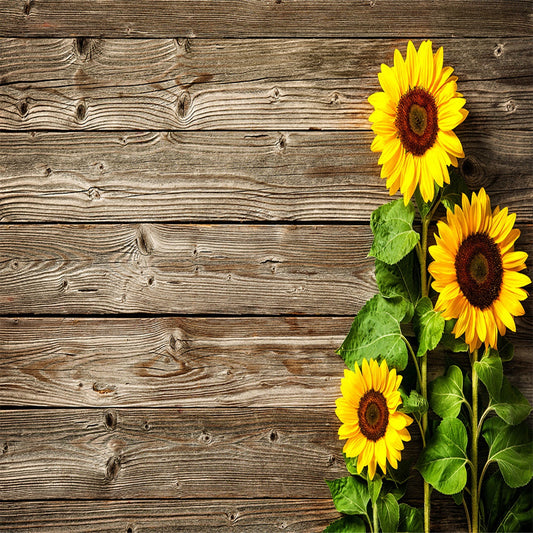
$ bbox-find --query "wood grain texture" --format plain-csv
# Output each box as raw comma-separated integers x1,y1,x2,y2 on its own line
1,130,532,223
0,499,341,533
1,316,531,408
0,223,377,315
0,497,470,532
0,407,348,500
0,38,531,130
0,1,530,38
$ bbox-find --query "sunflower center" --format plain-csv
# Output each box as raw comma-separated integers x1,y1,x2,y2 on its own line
358,390,389,441
395,88,438,157
455,232,503,309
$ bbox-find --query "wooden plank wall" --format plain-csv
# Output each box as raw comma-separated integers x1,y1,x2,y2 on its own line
0,2,531,531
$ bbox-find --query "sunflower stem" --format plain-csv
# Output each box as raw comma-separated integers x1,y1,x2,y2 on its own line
463,494,472,533
420,214,431,533
373,500,379,533
402,335,423,391
471,348,479,533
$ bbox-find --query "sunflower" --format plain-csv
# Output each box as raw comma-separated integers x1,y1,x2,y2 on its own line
335,358,412,479
368,40,468,205
428,188,530,352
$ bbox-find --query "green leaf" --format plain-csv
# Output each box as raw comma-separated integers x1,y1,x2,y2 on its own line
413,297,445,357
498,338,514,362
398,504,423,533
375,251,419,322
344,454,359,477
482,417,533,488
368,477,382,505
429,365,465,419
415,186,439,219
326,476,370,515
400,390,428,417
440,319,468,353
441,167,469,212
490,376,531,426
481,471,530,533
417,418,469,495
451,492,464,506
369,199,420,265
377,493,400,533
337,294,410,371
496,488,533,532
474,350,503,400
323,515,367,533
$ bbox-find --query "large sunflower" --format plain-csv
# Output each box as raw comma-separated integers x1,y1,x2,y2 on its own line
429,188,530,352
335,359,412,479
369,40,468,205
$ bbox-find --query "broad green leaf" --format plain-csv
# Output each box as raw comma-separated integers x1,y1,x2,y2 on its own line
481,471,528,533
417,418,469,495
369,199,420,265
474,351,503,400
498,338,514,362
440,319,468,353
441,168,469,212
344,454,359,477
368,477,382,505
337,294,410,371
482,417,533,488
496,488,533,532
429,365,465,419
400,390,428,417
326,476,370,515
323,515,367,533
415,186,439,219
377,493,400,533
490,376,531,426
398,503,423,533
413,297,445,357
375,251,419,322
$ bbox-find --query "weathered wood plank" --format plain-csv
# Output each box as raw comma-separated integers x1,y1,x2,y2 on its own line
0,223,377,315
1,130,531,223
0,499,341,533
0,1,530,38
1,224,531,316
1,316,531,408
0,38,530,130
0,407,348,499
0,497,469,532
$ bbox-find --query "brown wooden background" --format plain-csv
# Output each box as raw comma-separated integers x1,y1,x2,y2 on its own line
0,2,531,531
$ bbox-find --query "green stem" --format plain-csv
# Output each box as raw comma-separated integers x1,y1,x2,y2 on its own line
373,500,379,533
402,335,423,390
477,405,493,434
420,215,430,533
471,348,479,533
478,460,491,500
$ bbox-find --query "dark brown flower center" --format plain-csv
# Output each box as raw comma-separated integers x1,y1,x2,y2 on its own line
358,390,389,441
455,232,503,309
395,88,438,156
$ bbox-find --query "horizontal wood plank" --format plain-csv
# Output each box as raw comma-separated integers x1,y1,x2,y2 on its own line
1,130,532,223
0,223,377,315
0,407,348,499
1,223,532,316
0,499,341,532
0,497,470,532
0,38,531,130
0,1,530,38
1,316,531,408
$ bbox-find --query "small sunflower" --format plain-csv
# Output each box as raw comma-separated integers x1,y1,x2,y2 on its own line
368,40,468,205
429,188,530,352
335,359,412,480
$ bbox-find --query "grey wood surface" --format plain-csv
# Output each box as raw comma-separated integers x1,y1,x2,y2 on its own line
1,4,531,532
0,130,531,223
0,1,530,38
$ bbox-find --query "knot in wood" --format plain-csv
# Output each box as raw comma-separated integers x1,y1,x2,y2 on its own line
136,225,154,256
87,187,101,200
105,456,121,480
504,100,517,113
22,0,33,16
103,410,117,430
177,91,191,119
460,156,489,190
18,98,30,118
76,102,87,121
269,430,279,442
494,44,504,57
